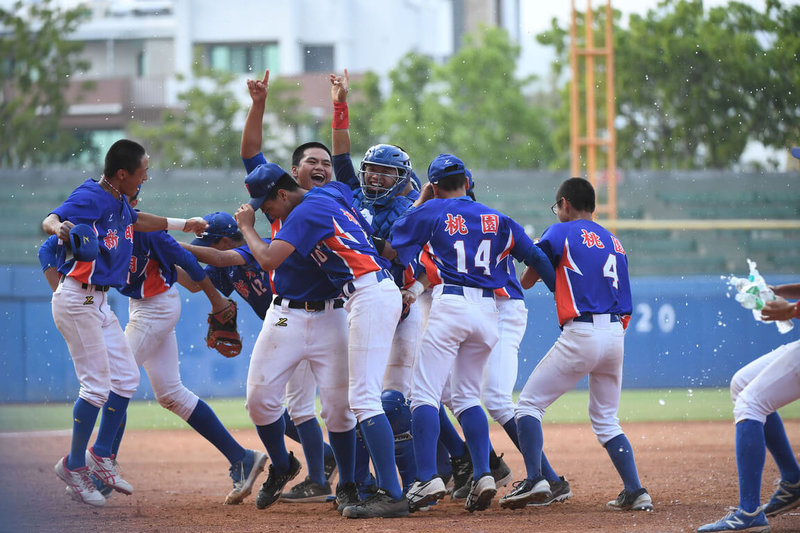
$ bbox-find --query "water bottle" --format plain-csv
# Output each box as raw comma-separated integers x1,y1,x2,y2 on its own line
728,259,794,334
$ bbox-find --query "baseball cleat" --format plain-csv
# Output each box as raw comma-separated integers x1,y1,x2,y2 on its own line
55,456,106,507
225,449,267,505
450,453,473,500
407,476,446,512
334,481,361,514
607,487,653,511
255,451,301,510
342,488,409,518
465,473,496,513
696,507,770,532
323,453,338,485
85,447,133,495
280,476,331,503
499,476,551,510
528,476,572,507
762,478,800,517
490,453,513,488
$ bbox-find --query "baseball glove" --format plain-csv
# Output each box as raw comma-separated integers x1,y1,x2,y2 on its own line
205,299,242,358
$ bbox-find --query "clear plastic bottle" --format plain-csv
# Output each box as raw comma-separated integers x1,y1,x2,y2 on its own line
728,259,794,334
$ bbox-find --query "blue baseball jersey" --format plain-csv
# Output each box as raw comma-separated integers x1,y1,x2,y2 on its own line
120,230,206,299
38,235,59,271
390,196,535,290
205,241,273,320
273,181,390,291
50,179,138,288
536,219,632,325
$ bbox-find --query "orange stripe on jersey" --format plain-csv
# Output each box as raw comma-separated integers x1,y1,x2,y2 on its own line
323,235,381,278
142,258,169,298
420,246,442,286
554,238,581,326
69,260,95,284
494,287,510,298
402,264,416,289
496,232,514,264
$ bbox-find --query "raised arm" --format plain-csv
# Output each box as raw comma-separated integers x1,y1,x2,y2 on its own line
330,69,351,156
241,69,270,159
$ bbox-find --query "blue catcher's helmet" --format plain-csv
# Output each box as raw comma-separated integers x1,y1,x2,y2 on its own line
358,144,412,206
381,389,412,436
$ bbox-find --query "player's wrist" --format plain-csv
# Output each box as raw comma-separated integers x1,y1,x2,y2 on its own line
407,281,425,298
333,101,349,129
166,217,187,231
793,301,800,320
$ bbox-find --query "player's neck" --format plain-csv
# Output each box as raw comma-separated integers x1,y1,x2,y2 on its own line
99,177,123,200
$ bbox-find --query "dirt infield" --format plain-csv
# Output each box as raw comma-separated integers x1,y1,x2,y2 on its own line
2,420,799,533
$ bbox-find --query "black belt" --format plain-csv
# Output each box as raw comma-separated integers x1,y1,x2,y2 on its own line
572,312,620,323
273,296,344,312
442,285,494,298
60,275,110,292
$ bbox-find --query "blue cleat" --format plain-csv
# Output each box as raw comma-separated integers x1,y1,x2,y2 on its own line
697,507,770,532
762,479,800,517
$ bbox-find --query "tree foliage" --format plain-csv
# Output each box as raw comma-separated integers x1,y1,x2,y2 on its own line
538,0,800,170
0,0,91,167
129,56,242,169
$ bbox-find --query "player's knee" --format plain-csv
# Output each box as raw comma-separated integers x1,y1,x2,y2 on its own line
382,389,413,438
155,387,198,421
79,389,109,409
733,391,768,424
482,395,513,424
730,369,747,402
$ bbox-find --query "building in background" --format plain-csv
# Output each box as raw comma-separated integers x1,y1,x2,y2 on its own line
55,0,521,149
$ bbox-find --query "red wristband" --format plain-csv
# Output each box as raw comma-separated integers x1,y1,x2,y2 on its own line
333,101,349,130
794,301,800,319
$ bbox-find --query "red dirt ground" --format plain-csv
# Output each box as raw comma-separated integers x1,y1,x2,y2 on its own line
2,421,799,533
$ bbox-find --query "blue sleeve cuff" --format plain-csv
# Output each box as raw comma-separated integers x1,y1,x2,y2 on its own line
523,245,556,292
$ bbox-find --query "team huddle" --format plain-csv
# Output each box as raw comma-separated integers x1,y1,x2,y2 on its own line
40,71,800,531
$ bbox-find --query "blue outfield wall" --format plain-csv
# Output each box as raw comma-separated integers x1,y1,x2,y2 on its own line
0,264,797,403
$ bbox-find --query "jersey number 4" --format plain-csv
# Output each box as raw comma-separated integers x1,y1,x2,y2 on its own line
453,239,491,275
603,253,619,288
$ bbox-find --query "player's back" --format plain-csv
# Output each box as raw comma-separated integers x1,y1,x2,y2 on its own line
538,219,631,324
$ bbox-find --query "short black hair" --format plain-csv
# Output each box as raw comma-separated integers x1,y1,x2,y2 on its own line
292,142,331,167
433,173,468,192
556,177,595,213
104,139,146,180
266,173,300,200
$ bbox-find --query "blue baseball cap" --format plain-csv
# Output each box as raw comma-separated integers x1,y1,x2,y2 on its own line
245,163,291,209
191,212,239,246
791,147,800,160
427,154,468,184
69,224,98,262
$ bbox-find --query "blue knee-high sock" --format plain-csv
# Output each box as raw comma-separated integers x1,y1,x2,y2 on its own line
186,400,246,465
256,417,290,473
329,429,356,485
283,409,301,443
354,425,372,484
66,398,101,469
436,440,452,478
458,406,491,478
412,405,440,482
517,415,544,481
438,404,467,457
541,452,560,482
764,412,800,483
296,419,326,485
737,419,767,513
92,392,130,457
502,418,521,450
604,434,642,493
111,413,126,458
359,414,402,499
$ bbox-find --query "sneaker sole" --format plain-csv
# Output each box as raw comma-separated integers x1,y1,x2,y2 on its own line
467,487,497,512
225,452,268,505
56,463,105,507
409,489,446,513
528,489,573,507
280,493,332,503
765,497,800,517
501,489,550,510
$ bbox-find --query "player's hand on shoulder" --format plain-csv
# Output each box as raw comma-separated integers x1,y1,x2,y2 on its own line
330,68,349,103
235,204,256,229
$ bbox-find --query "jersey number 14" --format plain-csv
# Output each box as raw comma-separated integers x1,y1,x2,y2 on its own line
453,239,491,275
603,253,619,288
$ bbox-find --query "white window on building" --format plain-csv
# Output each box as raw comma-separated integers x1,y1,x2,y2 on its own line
204,43,279,74
302,44,333,73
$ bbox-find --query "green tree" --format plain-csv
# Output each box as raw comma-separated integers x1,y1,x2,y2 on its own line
538,0,800,170
130,57,242,169
0,0,91,167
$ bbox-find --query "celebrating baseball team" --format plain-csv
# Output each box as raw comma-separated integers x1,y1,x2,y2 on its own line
39,69,800,532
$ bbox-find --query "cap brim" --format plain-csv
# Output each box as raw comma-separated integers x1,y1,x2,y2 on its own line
248,196,267,209
190,235,211,246
791,147,800,160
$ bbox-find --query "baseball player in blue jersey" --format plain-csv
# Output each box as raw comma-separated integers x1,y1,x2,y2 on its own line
181,212,340,502
41,139,207,506
696,152,800,533
388,153,556,514
238,71,344,501
234,165,408,518
499,177,652,512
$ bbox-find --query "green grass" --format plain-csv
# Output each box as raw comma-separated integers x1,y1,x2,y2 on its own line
2,388,798,432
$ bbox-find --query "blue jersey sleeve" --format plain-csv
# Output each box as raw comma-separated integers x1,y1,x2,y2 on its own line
243,152,268,174
150,231,207,282
205,264,235,297
388,204,437,267
332,153,359,190
38,235,59,271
